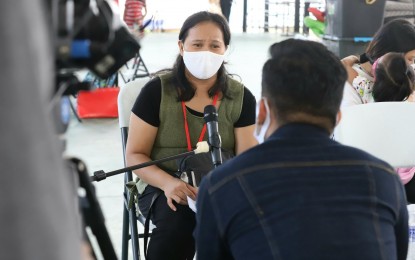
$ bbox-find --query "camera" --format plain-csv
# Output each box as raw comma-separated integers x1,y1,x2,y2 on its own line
50,0,140,79
46,0,140,134
45,2,139,258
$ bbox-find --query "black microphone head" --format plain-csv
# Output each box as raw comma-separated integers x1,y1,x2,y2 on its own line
204,105,218,123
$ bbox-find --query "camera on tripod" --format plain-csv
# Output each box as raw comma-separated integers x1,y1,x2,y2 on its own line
48,0,140,133
46,1,141,259
52,0,140,79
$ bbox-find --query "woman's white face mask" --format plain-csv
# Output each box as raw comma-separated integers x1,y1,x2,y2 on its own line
254,99,271,144
183,50,225,80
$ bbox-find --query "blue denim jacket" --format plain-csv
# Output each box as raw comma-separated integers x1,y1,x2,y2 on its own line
195,123,408,260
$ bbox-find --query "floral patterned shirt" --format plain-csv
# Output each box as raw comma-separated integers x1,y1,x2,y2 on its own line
351,64,375,104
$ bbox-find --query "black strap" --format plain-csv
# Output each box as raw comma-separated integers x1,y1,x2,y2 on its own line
144,191,162,259
359,53,369,63
360,53,375,64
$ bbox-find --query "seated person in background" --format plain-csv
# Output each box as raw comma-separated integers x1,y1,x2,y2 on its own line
123,0,146,36
351,52,415,103
125,11,257,260
195,39,409,260
342,52,415,201
341,19,415,107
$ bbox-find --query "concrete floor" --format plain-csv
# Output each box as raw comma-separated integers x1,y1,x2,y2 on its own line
65,31,288,259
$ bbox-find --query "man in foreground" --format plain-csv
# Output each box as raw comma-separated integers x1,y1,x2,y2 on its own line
195,39,409,260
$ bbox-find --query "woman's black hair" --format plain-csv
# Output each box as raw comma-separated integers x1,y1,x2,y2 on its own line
169,11,232,101
361,19,415,63
373,52,415,102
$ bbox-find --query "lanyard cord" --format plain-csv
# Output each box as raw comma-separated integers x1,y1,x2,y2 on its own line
181,93,219,152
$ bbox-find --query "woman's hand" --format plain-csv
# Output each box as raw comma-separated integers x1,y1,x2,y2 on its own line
341,55,359,67
341,55,359,84
162,178,198,211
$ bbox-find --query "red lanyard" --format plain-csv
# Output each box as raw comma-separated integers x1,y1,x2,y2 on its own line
181,93,219,152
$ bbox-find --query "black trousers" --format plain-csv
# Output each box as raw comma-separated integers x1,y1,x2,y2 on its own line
405,177,415,204
139,185,196,260
220,0,233,21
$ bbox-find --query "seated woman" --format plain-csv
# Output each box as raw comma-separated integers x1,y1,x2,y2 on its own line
125,11,257,260
342,41,415,202
351,52,414,103
341,19,415,107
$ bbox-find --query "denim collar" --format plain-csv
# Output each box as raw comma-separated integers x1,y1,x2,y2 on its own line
267,123,331,141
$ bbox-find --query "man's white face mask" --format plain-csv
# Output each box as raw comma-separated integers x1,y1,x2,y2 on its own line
183,50,225,80
254,98,271,144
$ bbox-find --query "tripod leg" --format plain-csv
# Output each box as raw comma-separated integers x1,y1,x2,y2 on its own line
73,158,119,260
131,55,151,81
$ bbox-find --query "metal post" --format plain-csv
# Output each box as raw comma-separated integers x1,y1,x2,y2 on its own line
264,0,269,32
243,0,248,32
294,0,300,33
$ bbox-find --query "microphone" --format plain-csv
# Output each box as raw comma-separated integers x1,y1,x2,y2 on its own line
91,141,209,182
204,105,223,167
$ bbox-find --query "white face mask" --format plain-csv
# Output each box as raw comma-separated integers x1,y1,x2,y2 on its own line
254,99,271,144
183,50,225,79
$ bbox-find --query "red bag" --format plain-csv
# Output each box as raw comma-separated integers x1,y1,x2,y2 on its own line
77,87,120,118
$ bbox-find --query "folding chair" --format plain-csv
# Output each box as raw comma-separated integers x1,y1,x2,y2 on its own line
118,77,151,260
334,102,415,168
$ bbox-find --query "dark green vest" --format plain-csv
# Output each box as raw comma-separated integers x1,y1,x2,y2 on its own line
151,73,244,171
138,72,244,193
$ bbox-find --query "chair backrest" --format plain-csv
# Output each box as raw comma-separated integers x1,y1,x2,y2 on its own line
117,77,150,260
334,102,415,168
118,78,149,130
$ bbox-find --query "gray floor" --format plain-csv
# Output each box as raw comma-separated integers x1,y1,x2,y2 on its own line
65,31,288,259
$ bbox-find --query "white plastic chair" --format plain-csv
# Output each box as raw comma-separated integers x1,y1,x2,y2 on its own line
334,102,415,168
118,77,150,260
335,101,415,255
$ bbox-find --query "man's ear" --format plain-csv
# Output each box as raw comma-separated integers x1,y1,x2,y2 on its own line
178,40,184,56
335,110,342,126
256,99,267,125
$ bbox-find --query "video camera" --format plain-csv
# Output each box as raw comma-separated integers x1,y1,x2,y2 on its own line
45,1,140,258
47,0,140,134
50,0,140,79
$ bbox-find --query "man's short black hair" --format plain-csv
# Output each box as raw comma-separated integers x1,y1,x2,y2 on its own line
262,39,347,128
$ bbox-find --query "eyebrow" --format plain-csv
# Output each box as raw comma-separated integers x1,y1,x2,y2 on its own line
190,39,223,44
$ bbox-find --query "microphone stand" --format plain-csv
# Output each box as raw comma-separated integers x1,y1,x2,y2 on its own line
91,141,209,182
204,105,223,169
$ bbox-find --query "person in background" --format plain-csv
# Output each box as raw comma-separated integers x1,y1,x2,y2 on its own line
348,52,414,104
123,0,146,35
347,52,415,197
373,52,414,102
340,19,415,202
220,0,233,21
195,39,409,260
341,19,415,107
126,11,257,260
